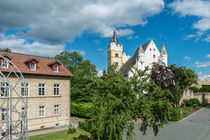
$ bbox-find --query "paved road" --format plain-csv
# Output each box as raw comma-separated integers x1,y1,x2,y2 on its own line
133,107,210,140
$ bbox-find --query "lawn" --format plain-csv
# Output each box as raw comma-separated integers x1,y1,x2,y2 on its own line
29,128,90,140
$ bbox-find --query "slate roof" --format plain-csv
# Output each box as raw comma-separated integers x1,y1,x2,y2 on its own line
161,43,167,55
0,52,73,77
110,29,118,44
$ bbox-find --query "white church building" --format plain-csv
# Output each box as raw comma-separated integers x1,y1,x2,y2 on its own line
108,29,168,78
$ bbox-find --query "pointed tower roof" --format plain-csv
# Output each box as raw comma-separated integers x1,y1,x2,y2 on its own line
161,42,167,55
110,29,118,44
139,44,144,53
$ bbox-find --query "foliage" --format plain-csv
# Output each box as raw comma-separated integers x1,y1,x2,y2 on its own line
183,98,200,107
73,134,91,140
55,51,98,102
0,48,12,52
67,125,76,134
80,66,171,140
189,86,210,92
167,107,181,121
151,63,198,106
71,102,94,118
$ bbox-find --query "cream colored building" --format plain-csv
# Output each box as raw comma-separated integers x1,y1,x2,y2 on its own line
0,52,72,131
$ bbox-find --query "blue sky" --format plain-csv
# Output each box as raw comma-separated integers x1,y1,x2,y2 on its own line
0,0,210,79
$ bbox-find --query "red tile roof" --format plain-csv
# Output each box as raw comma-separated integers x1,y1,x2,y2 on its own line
0,52,73,77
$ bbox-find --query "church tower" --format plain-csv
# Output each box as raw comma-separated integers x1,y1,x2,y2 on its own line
108,29,123,69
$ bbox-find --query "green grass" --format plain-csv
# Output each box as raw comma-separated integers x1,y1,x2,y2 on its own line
29,128,90,140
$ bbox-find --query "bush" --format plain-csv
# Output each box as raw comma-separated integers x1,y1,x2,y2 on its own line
189,87,199,92
190,86,210,92
71,102,94,118
168,107,181,121
79,120,90,131
73,134,91,140
183,98,200,107
67,125,76,134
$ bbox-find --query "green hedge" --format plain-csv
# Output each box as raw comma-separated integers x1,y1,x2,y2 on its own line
71,102,94,118
190,86,210,92
183,98,200,107
168,107,181,121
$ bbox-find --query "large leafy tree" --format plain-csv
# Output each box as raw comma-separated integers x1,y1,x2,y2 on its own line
83,67,171,140
151,63,198,106
55,51,97,102
0,48,12,52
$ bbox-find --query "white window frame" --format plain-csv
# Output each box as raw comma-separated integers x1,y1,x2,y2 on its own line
30,63,36,71
38,83,45,96
54,105,60,115
53,65,58,72
2,59,8,68
21,107,28,118
54,84,60,96
39,106,45,117
21,83,29,97
0,82,10,97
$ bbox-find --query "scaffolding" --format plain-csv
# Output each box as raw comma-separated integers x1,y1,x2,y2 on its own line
0,56,28,140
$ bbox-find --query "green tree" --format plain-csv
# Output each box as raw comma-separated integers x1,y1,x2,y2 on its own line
0,48,12,52
55,51,98,102
82,67,171,140
151,63,198,106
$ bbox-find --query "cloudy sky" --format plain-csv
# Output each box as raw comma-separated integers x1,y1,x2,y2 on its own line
0,0,210,79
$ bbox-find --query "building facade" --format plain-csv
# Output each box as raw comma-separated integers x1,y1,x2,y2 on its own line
0,52,72,131
108,30,168,78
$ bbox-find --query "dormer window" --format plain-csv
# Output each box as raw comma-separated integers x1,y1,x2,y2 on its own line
25,58,39,71
2,59,8,68
49,61,61,72
53,65,58,72
30,63,36,71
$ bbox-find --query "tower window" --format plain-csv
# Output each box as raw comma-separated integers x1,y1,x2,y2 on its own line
115,53,119,57
150,48,152,51
153,48,155,51
153,55,155,58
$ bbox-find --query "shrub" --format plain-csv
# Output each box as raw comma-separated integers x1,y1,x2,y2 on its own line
73,134,91,140
71,102,94,118
168,107,181,121
189,87,199,92
79,120,90,131
183,98,200,107
67,125,76,134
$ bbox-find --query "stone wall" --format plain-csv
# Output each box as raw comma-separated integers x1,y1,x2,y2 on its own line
180,90,210,104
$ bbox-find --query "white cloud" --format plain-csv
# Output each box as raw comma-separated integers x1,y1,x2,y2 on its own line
198,71,210,80
194,61,210,68
206,54,210,58
184,56,191,61
0,0,164,43
97,70,103,77
0,34,64,57
170,0,210,41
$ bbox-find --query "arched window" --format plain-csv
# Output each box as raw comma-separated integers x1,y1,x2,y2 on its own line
153,55,155,58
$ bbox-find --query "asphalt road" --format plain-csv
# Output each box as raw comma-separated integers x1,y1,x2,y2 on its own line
133,106,210,140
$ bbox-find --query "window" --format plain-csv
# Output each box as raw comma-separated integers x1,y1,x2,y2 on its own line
21,107,28,118
54,105,60,115
30,63,36,71
150,48,152,51
153,55,155,58
21,83,29,96
115,53,119,57
153,48,155,51
39,106,45,117
2,59,8,68
53,65,58,72
38,83,45,96
1,109,6,121
0,82,9,97
54,84,60,96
